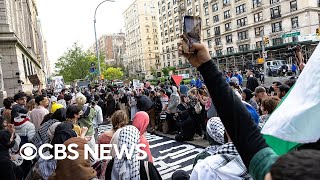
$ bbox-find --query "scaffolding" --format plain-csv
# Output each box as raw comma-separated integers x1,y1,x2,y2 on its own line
212,41,319,71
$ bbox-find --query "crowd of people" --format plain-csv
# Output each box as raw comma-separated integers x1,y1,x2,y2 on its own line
0,39,319,180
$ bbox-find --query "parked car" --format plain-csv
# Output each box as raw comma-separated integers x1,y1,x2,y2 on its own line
265,60,291,76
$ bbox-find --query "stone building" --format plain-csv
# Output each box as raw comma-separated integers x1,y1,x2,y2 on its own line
202,0,320,70
123,0,161,79
0,0,49,99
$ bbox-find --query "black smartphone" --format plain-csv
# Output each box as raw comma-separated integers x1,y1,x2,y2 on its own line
183,16,201,52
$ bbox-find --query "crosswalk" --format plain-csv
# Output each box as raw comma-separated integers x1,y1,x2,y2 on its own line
98,125,204,180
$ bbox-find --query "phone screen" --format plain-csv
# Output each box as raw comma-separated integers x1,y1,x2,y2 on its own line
183,16,201,49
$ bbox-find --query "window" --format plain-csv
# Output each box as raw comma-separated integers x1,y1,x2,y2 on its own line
168,10,172,16
239,44,250,52
165,30,168,35
214,26,221,35
175,25,179,31
188,8,192,15
225,22,231,31
212,3,218,12
22,54,27,78
237,17,248,27
291,17,299,28
224,10,231,19
169,19,173,25
164,22,167,27
255,26,263,36
215,37,221,45
206,18,209,26
270,0,280,4
238,30,248,40
168,2,171,9
272,37,283,45
208,40,212,48
167,54,171,59
271,21,282,32
170,27,173,33
216,49,222,56
175,16,179,22
205,7,209,15
162,6,165,12
254,12,263,22
173,0,177,5
196,5,199,12
290,0,297,12
213,15,219,23
252,0,262,8
207,29,211,37
236,4,246,15
223,0,230,6
227,47,234,54
174,7,178,13
256,41,262,48
187,0,191,5
271,6,281,19
226,34,232,43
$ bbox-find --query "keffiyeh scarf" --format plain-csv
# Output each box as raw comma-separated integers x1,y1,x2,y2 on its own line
205,117,225,154
111,125,141,180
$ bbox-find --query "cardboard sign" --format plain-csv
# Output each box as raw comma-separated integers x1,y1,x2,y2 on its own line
28,75,40,85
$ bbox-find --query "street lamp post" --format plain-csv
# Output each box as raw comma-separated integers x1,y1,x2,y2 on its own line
94,0,115,80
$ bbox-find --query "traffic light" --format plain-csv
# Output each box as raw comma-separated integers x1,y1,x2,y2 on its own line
316,27,320,36
264,36,269,44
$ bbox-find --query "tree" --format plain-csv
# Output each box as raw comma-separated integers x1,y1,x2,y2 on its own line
162,67,169,77
169,66,177,74
54,43,106,83
103,67,123,80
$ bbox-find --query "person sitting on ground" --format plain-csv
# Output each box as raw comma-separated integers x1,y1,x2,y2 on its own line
193,117,225,167
178,37,320,180
258,97,281,129
132,111,154,163
105,125,162,180
97,110,128,179
191,129,252,179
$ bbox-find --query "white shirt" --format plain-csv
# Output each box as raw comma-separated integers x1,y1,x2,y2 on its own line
93,105,103,128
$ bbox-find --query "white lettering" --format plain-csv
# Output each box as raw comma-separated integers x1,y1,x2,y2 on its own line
54,144,67,160
67,144,79,160
136,144,148,160
100,144,112,160
84,144,99,160
38,144,53,160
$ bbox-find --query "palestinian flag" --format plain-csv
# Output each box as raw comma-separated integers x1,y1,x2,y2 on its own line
261,43,320,155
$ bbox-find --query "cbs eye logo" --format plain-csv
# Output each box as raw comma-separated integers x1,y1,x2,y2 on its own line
20,143,37,160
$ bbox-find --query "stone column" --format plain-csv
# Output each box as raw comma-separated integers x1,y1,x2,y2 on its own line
0,53,7,106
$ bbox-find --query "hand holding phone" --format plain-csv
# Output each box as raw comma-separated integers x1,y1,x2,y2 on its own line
183,16,201,53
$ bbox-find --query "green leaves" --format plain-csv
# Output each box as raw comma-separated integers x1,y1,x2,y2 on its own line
54,43,106,83
103,67,123,80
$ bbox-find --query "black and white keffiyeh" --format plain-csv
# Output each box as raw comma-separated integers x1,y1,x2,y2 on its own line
31,119,59,149
212,142,252,179
111,125,141,180
205,117,225,154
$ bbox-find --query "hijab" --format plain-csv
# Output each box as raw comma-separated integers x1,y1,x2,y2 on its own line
243,89,254,102
112,125,141,180
171,86,179,96
49,137,96,180
50,122,77,155
132,111,153,163
205,117,225,155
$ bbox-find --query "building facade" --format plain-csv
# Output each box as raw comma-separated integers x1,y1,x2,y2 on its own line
0,0,49,99
158,0,202,75
202,0,320,70
123,0,160,79
88,32,126,66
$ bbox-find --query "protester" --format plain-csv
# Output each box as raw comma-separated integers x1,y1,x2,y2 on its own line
132,111,153,162
178,38,319,180
129,90,138,121
167,86,180,134
105,125,161,180
277,84,290,99
179,81,189,95
233,70,243,86
259,97,281,128
65,105,82,136
105,91,116,118
14,108,36,145
2,97,14,123
246,71,260,92
11,92,27,122
136,90,155,133
29,95,50,130
193,117,225,167
271,82,282,96
242,89,259,111
0,129,17,180
92,94,103,139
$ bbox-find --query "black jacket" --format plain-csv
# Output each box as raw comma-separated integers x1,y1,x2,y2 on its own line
136,95,153,111
198,60,268,168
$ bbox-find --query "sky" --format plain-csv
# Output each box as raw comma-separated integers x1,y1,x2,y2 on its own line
37,0,135,71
